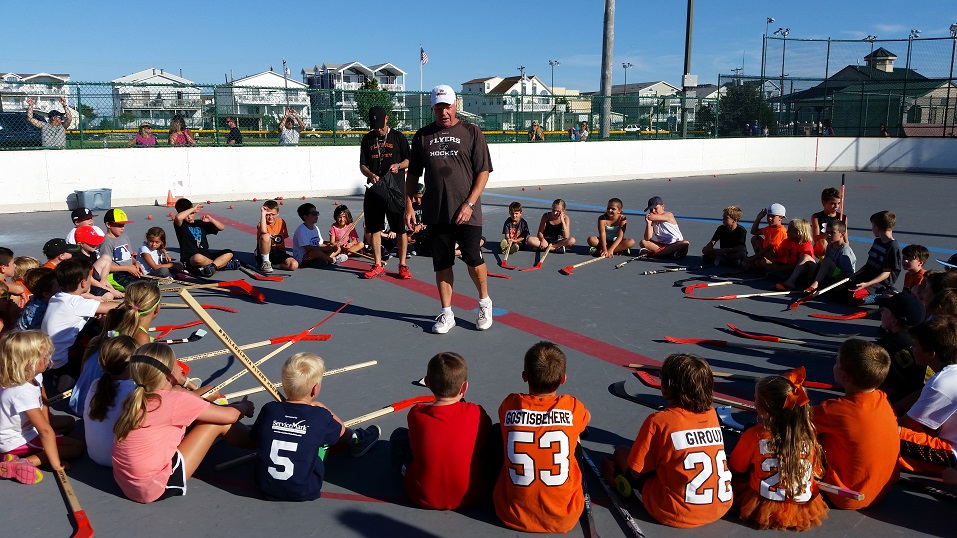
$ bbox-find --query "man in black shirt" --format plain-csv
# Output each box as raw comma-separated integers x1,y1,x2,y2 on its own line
225,117,243,145
359,106,410,279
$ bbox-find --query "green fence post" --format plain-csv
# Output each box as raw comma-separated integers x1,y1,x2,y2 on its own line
212,85,220,146
76,84,83,148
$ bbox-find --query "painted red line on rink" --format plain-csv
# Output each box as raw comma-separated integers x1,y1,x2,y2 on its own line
208,211,753,409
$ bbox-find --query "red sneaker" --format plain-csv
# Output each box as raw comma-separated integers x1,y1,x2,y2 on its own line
363,264,385,279
398,264,412,280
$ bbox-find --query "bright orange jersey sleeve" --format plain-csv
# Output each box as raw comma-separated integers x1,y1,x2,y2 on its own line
760,225,788,253
626,407,733,528
493,393,590,533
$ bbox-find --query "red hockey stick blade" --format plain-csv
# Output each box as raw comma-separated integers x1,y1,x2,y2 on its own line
486,271,512,279
809,311,869,320
518,263,543,272
683,281,734,294
219,280,266,302
199,304,240,313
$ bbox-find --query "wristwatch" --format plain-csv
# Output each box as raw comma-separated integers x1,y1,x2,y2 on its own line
466,201,474,208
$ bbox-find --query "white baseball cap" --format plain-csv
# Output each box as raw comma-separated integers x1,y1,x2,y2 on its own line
767,203,787,218
430,85,456,106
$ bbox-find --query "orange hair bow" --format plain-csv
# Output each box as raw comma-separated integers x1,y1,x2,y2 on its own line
781,366,810,410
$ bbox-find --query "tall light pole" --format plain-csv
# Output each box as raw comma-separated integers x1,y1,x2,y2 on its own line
549,60,560,131
774,28,789,130
517,65,526,134
901,29,920,130
622,62,632,95
761,17,774,86
945,24,957,137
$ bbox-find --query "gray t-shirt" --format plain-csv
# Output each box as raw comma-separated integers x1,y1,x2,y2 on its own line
279,125,301,146
41,123,67,148
408,120,492,226
99,233,135,267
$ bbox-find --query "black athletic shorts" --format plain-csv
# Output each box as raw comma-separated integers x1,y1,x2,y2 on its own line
257,247,292,265
363,191,404,234
431,223,485,271
186,249,233,272
157,450,187,500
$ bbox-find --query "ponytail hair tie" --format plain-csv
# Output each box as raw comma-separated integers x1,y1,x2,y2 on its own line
135,383,147,390
781,366,811,410
107,330,119,338
130,304,140,311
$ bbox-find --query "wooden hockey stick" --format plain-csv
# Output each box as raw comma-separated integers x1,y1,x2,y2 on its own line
149,319,203,338
500,238,518,269
787,277,851,310
159,303,240,313
519,245,553,271
178,333,331,362
663,335,833,356
632,370,757,411
180,289,283,401
163,279,265,302
560,256,605,275
579,449,646,538
626,363,839,391
354,251,388,267
687,289,794,301
221,360,377,400
726,324,840,351
335,211,364,247
56,469,94,538
683,280,734,294
239,264,286,282
642,264,707,276
343,395,435,427
579,450,600,538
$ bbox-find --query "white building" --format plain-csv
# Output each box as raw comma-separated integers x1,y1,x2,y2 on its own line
1,72,75,127
301,62,407,130
215,69,310,131
461,75,556,130
111,68,201,129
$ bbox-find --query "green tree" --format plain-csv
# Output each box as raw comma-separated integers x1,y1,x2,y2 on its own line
118,111,136,128
79,104,97,129
717,84,774,136
696,103,716,136
355,79,395,128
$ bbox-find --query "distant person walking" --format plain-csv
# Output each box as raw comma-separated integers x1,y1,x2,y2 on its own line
406,85,494,334
25,96,71,148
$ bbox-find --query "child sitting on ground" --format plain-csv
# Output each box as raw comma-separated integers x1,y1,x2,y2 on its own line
12,256,39,307
391,352,492,509
744,204,788,270
730,366,828,530
874,293,926,411
329,205,365,258
640,196,690,259
408,184,430,256
65,207,104,245
251,353,380,501
765,219,814,288
810,187,847,258
587,198,634,257
612,353,732,528
292,203,347,268
846,210,902,304
16,267,57,331
802,221,857,293
0,247,28,308
526,199,576,253
112,343,255,503
0,331,85,482
139,227,184,278
100,208,152,291
173,198,239,278
83,335,137,466
256,200,299,274
41,259,119,390
501,202,530,254
702,206,747,266
898,316,957,478
814,339,900,509
494,341,590,533
901,244,929,294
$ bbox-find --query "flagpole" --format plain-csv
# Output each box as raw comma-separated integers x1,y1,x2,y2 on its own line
419,45,424,126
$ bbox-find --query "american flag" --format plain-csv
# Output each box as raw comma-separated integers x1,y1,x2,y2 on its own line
420,48,429,65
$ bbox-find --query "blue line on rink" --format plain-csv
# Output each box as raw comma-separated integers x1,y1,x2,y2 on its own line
482,192,956,255
472,307,509,317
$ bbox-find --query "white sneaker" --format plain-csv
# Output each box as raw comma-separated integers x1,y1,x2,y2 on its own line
476,301,493,331
432,312,456,334
334,254,348,264
260,259,274,274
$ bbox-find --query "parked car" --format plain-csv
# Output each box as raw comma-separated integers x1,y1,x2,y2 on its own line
623,124,641,132
0,111,42,148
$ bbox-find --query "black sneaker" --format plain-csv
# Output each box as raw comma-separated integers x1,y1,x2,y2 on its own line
351,425,381,457
222,259,241,270
199,264,216,277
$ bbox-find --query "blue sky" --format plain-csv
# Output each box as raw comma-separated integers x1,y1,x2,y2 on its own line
4,1,955,91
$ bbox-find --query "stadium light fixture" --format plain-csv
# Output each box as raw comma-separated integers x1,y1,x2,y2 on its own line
622,62,633,95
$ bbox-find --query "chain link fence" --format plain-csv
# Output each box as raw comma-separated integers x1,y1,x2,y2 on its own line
717,35,957,137
0,79,718,149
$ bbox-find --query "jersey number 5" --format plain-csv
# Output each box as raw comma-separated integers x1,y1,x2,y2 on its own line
268,440,297,481
506,430,570,486
683,450,733,504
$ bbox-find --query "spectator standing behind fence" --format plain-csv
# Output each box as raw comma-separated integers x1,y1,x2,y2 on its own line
25,96,71,149
127,123,157,147
527,121,544,141
225,117,243,145
880,123,891,137
279,108,304,146
168,115,195,146
578,121,589,141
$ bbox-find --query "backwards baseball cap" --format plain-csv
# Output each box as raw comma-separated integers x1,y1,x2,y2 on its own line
645,196,664,212
939,253,957,270
75,225,105,246
767,203,787,218
875,292,926,327
369,106,387,129
48,110,63,119
430,85,456,107
103,208,134,225
71,207,95,223
43,238,81,259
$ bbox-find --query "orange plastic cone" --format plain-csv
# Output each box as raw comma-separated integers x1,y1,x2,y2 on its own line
166,190,175,207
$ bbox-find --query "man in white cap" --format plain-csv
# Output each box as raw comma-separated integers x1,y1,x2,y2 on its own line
406,85,494,334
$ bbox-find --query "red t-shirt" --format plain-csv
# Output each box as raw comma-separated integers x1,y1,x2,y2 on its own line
404,400,492,509
494,393,590,533
774,238,813,265
626,407,733,528
813,390,900,509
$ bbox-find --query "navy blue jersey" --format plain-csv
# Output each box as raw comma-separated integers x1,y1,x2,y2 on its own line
251,401,342,501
